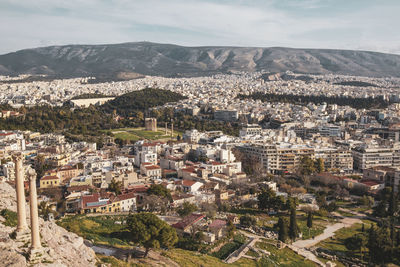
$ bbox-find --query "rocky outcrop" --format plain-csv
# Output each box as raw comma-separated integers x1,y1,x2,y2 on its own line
0,180,97,267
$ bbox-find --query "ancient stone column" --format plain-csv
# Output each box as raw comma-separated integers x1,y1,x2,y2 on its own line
28,168,41,250
171,123,174,138
12,153,28,232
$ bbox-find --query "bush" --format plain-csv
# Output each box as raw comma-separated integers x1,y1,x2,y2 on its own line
0,209,18,227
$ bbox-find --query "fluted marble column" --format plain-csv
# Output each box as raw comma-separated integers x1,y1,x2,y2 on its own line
28,168,41,250
12,153,28,232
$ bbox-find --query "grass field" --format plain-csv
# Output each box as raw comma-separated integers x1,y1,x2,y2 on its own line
317,220,376,260
108,127,182,141
162,248,258,267
255,241,316,267
57,215,132,248
58,214,322,266
211,234,247,259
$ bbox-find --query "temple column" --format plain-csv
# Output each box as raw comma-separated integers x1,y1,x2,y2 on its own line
28,168,41,250
12,153,28,232
171,123,174,138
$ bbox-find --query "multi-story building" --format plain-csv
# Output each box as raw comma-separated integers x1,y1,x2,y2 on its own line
352,143,400,170
238,142,314,173
214,110,238,122
239,124,262,137
315,147,353,171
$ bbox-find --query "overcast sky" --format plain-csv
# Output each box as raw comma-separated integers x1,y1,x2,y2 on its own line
1,0,399,54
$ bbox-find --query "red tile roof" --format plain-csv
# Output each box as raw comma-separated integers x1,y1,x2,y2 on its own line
208,219,227,230
145,165,161,170
172,213,205,230
182,180,197,187
114,192,136,202
41,175,59,181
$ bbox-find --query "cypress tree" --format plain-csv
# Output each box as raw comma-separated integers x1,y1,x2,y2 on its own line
388,187,398,217
278,217,288,243
289,208,299,241
307,211,313,229
368,226,377,264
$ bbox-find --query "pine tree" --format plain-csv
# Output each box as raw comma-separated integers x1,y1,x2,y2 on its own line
289,208,299,241
278,217,288,243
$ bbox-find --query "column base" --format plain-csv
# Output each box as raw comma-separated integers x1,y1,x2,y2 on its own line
29,247,52,264
14,229,30,242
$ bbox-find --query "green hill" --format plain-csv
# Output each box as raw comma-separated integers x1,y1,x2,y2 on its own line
101,88,186,116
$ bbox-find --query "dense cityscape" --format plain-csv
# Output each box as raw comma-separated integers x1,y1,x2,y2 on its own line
1,69,400,266
2,0,400,266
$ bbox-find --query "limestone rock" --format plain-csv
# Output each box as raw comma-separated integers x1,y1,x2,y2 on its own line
0,180,97,267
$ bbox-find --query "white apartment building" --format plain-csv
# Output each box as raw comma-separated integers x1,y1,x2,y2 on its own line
238,142,314,173
239,124,262,137
352,143,400,170
314,147,353,171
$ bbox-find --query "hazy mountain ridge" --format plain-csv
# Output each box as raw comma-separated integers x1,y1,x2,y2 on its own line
0,42,399,78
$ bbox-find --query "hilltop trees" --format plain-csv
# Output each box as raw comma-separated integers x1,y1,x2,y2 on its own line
237,92,389,110
177,202,198,217
101,88,187,116
258,187,285,212
127,213,178,257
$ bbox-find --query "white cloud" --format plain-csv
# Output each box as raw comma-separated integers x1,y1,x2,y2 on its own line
0,0,399,54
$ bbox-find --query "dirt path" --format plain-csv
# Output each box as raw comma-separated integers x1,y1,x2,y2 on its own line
292,217,361,249
288,216,363,266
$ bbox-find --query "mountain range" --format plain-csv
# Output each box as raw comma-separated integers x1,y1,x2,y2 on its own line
0,42,399,78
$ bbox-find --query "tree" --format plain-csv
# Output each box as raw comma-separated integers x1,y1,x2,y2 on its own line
289,208,299,241
373,200,387,217
240,214,257,228
285,197,298,211
345,234,366,260
108,178,122,195
126,213,178,257
226,220,236,239
258,188,277,212
358,195,374,207
345,235,363,251
147,184,172,202
200,203,218,219
388,187,398,217
38,201,52,221
278,217,289,243
307,211,313,229
314,158,325,173
368,226,393,264
140,195,168,213
299,156,316,175
177,202,198,217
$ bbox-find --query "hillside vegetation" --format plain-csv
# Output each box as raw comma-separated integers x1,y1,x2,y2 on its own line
101,88,187,116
